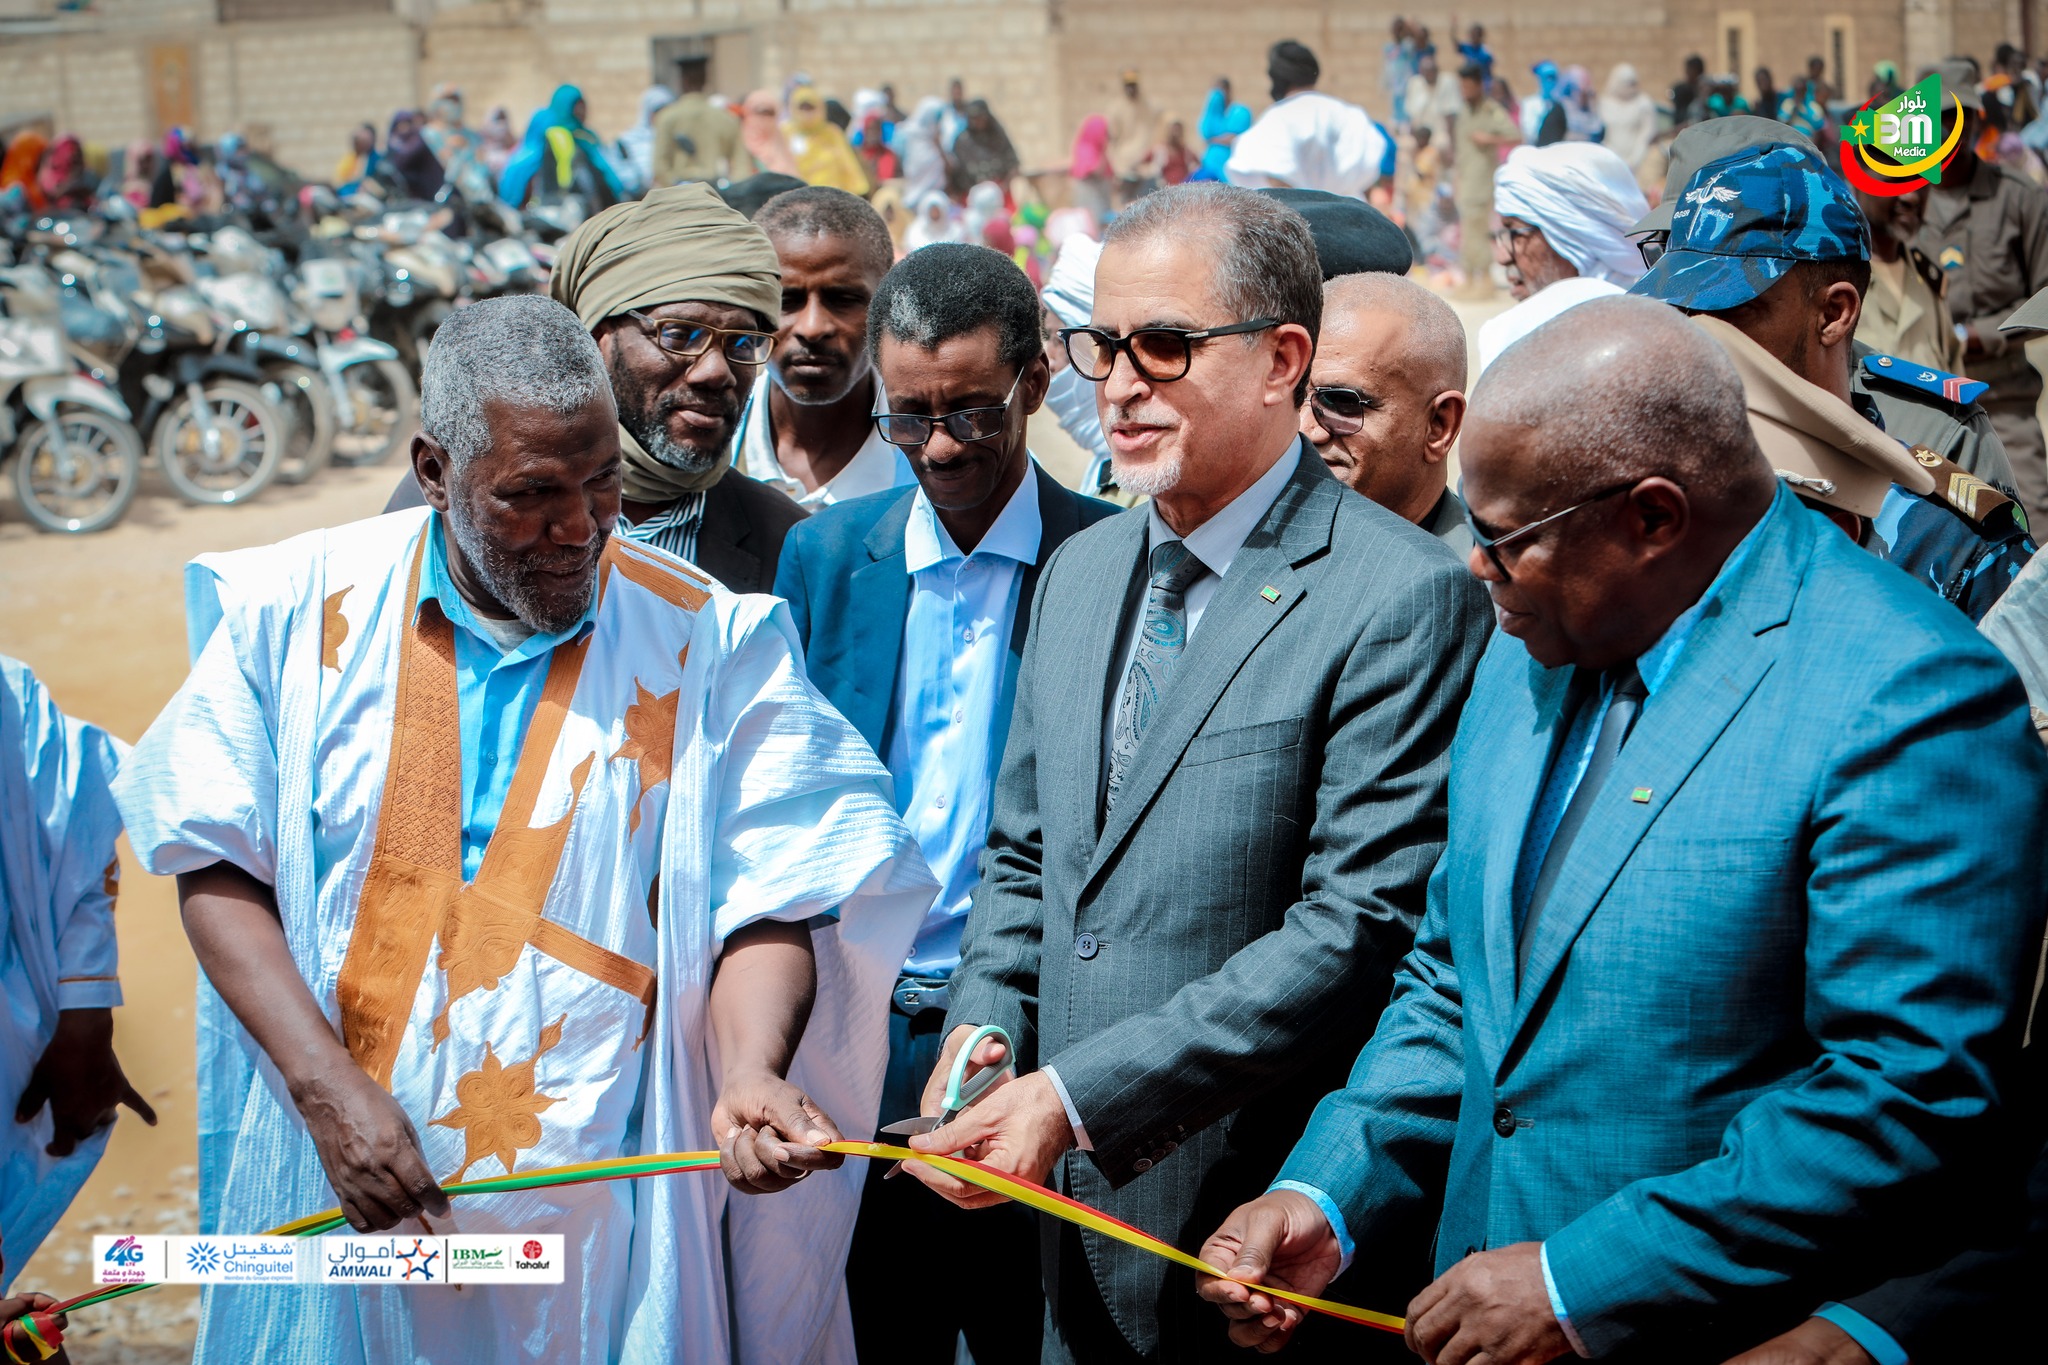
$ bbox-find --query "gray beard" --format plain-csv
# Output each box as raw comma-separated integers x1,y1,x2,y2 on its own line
446,504,603,635
620,406,719,473
1110,451,1184,498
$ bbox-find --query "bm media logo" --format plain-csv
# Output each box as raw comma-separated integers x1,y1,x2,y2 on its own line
1842,73,1967,196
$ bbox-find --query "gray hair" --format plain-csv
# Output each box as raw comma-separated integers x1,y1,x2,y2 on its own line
1104,183,1322,402
756,185,896,281
419,294,614,471
1471,295,1763,501
1323,272,1468,393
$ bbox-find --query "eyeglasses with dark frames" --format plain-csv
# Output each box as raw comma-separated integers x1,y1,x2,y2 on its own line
1635,232,1669,269
1058,318,1280,384
871,370,1024,448
1308,385,1384,437
1491,223,1541,257
1462,480,1641,580
623,310,776,367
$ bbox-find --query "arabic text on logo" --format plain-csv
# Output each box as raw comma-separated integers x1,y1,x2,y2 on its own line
1841,73,1968,197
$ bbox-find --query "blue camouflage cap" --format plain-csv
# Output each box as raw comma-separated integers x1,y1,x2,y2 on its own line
1627,143,1869,312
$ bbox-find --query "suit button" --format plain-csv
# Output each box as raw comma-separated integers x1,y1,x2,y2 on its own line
1162,1141,1178,1155
1075,933,1099,960
1493,1106,1516,1138
1132,1157,1153,1173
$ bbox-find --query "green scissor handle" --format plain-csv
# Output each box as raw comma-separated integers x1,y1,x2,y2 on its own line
941,1023,1016,1116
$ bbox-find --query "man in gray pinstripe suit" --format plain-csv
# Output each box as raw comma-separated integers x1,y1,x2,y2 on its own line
900,184,1493,1362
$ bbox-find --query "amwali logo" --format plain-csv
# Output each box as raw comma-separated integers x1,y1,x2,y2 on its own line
1842,73,1968,196
396,1238,440,1282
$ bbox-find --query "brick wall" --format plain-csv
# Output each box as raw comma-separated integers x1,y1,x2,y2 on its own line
0,0,2034,183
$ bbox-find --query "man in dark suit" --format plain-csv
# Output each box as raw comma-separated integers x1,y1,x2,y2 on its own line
1197,297,2048,1364
898,183,1492,1362
777,242,1116,1363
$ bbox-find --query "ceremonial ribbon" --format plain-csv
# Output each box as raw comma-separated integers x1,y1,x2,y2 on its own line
26,1143,1404,1339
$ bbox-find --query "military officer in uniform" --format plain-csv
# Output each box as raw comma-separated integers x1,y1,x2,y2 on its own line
1634,112,2015,491
1855,180,1966,372
1633,141,2033,619
1920,58,2048,522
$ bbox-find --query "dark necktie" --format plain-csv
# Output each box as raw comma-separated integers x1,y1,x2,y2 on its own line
1106,540,1208,812
1517,664,1648,979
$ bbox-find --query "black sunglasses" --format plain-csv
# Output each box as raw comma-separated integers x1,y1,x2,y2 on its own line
1059,318,1280,384
872,371,1023,448
623,310,776,367
1462,480,1640,580
1309,386,1383,437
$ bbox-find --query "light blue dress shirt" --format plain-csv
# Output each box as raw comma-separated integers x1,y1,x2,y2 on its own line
416,516,598,880
884,465,1044,977
1276,500,1818,1358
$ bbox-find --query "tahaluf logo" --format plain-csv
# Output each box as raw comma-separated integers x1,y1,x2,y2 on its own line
1842,73,1968,196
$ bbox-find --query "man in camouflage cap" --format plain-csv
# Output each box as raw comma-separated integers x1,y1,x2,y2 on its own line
1632,118,2013,491
1633,141,2032,619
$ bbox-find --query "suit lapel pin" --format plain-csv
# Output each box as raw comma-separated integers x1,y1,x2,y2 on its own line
1260,585,1282,603
1630,787,1653,803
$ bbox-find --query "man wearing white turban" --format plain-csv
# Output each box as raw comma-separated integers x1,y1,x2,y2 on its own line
1476,142,1652,373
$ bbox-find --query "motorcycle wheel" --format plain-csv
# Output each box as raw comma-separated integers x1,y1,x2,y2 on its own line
264,361,336,486
11,411,143,534
329,359,419,468
154,379,285,506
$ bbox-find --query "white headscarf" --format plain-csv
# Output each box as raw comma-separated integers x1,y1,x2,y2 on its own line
1492,142,1651,287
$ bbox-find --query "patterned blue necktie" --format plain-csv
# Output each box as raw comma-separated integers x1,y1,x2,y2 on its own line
1106,540,1208,811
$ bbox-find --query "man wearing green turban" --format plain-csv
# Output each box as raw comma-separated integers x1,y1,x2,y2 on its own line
550,182,806,592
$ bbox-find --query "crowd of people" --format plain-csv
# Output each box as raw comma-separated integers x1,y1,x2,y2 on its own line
5,24,2048,1365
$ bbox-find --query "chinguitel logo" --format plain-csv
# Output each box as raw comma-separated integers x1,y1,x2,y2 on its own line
1842,73,1968,197
105,1236,144,1266
185,1242,222,1276
522,1240,543,1259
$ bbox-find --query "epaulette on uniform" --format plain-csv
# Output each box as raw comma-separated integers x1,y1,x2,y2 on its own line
1909,444,2030,538
1905,243,1947,298
1862,353,1989,407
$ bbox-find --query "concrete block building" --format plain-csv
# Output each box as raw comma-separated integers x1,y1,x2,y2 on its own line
0,0,2036,181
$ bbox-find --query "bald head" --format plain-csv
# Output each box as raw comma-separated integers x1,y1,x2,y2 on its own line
1471,296,1766,504
1327,273,1466,391
1301,273,1468,523
1462,296,1775,671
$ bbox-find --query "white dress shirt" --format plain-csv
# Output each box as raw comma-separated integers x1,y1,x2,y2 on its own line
884,462,1045,977
736,372,915,508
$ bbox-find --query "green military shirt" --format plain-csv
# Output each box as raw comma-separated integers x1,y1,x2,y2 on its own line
1851,342,2016,490
1455,98,1518,206
1920,158,2048,397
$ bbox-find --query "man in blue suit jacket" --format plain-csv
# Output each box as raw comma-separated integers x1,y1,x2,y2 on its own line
775,242,1116,1363
1197,297,2048,1363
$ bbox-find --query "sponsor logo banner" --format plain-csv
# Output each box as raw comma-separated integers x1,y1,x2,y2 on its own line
93,1234,166,1286
166,1236,302,1284
445,1234,565,1284
318,1236,445,1284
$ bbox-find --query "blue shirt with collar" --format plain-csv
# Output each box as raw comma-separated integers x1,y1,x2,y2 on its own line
885,464,1044,977
1273,495,1785,1354
416,515,598,880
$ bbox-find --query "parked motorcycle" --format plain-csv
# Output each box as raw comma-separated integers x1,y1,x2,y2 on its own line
0,268,141,533
58,239,284,505
292,253,416,467
196,226,333,485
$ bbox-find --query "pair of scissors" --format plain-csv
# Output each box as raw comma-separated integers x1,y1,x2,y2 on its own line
876,1023,1015,1178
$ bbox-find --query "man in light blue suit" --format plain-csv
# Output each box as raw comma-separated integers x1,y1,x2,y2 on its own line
1196,296,2048,1363
775,241,1117,1362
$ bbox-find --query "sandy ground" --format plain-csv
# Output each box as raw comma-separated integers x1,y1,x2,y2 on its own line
0,299,1519,1360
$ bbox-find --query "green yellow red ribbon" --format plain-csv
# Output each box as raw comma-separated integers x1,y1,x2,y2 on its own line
33,1144,1404,1336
